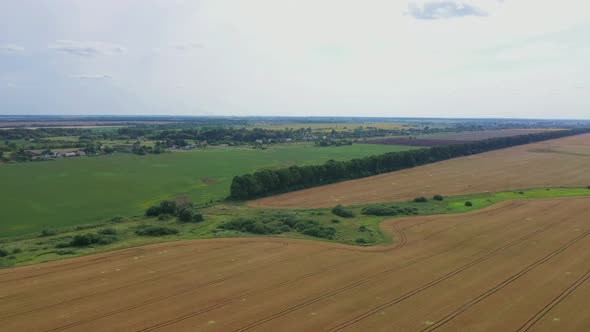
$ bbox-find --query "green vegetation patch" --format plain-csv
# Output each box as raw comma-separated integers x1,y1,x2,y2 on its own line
0,143,414,237
2,186,590,269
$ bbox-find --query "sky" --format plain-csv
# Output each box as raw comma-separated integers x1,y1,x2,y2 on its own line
0,0,589,119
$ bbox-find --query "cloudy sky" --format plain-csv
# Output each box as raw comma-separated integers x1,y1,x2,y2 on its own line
0,0,589,118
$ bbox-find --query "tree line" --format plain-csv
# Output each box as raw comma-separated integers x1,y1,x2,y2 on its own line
229,128,590,199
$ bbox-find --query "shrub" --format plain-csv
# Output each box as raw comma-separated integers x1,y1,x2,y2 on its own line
331,219,341,224
158,214,172,221
587,186,590,189
135,226,178,236
146,200,177,217
361,205,419,216
96,235,118,245
12,248,22,254
40,229,57,237
361,205,398,216
302,226,336,239
331,205,354,218
358,225,368,232
159,200,178,214
146,205,161,217
414,197,428,203
192,213,204,223
177,208,194,222
355,238,368,244
110,216,124,223
70,233,100,247
465,201,473,207
55,242,70,248
0,248,8,257
433,194,444,201
98,228,117,235
69,233,118,247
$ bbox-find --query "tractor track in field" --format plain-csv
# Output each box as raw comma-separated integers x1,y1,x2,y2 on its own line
515,268,590,332
0,241,287,320
233,213,572,332
419,210,590,331
133,202,541,331
135,256,364,332
44,244,334,332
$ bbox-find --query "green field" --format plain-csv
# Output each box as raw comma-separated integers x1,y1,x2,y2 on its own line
2,187,589,268
0,143,415,237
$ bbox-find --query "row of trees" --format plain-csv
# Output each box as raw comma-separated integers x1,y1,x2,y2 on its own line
229,128,590,199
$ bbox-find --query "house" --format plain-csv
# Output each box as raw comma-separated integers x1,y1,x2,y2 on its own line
64,152,76,157
76,151,86,156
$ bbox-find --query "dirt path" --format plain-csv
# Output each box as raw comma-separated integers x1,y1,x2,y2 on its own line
250,134,590,208
2,197,590,331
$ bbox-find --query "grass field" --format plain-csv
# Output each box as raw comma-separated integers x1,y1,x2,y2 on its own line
2,186,589,269
0,143,415,237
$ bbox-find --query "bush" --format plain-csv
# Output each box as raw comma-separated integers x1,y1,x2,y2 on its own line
361,205,418,216
0,248,8,257
70,233,100,247
110,216,124,223
159,200,178,214
98,228,117,235
96,235,118,245
302,226,336,239
135,226,178,236
219,216,334,238
331,205,354,218
465,201,473,207
355,238,368,244
146,205,161,217
146,200,177,217
361,205,398,216
414,197,428,203
587,186,590,189
358,225,367,232
12,248,22,254
69,233,118,247
158,214,173,221
40,229,57,237
331,219,340,224
433,194,444,201
177,208,194,222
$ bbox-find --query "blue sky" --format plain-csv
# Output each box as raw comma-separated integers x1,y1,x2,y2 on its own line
0,0,589,118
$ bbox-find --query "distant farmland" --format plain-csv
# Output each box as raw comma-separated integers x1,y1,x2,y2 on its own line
251,133,590,208
366,129,562,147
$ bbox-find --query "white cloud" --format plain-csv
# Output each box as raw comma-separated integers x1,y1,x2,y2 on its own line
69,74,113,80
407,1,487,20
49,40,125,57
0,44,25,53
